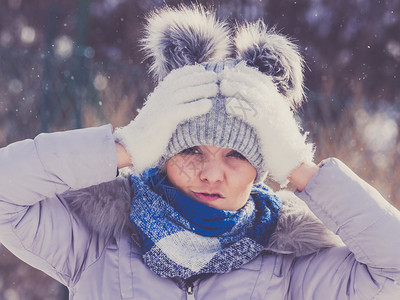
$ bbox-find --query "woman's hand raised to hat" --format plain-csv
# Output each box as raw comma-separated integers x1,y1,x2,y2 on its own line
113,65,218,174
219,62,315,185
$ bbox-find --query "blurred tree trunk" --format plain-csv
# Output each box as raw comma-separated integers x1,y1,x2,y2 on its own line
70,0,92,129
40,4,60,132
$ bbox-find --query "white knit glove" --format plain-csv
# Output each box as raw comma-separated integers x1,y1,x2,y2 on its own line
219,62,314,184
114,65,218,174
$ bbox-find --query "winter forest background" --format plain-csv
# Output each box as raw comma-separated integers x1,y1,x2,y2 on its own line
0,0,399,299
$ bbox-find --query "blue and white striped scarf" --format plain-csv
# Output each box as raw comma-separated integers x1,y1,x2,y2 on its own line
129,168,281,279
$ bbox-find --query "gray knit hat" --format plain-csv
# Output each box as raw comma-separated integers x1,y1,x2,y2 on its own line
138,5,308,183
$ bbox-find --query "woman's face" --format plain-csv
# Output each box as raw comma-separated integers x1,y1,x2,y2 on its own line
166,145,257,211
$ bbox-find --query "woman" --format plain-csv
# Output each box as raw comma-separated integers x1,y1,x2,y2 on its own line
1,5,399,299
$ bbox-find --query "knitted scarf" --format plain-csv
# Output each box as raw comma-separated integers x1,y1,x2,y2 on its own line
129,168,281,279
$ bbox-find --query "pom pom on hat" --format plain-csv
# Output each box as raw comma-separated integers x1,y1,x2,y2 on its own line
141,4,232,82
234,21,305,109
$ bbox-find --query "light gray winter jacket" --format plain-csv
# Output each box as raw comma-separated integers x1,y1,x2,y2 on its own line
1,125,400,300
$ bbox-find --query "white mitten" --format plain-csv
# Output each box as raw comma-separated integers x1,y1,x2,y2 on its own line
220,62,314,185
114,64,218,174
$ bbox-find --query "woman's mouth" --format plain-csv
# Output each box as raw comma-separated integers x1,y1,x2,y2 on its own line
193,192,224,202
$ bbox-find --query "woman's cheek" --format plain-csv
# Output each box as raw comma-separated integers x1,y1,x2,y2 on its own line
167,155,202,183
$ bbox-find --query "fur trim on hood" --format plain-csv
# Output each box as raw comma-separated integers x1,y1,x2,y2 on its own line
62,177,343,257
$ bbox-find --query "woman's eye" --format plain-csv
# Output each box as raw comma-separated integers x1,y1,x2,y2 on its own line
180,147,201,155
227,150,246,160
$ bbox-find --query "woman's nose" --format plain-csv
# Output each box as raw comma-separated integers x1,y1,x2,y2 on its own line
199,159,224,183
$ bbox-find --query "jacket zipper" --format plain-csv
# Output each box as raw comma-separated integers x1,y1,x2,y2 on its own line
175,275,204,300
186,280,195,300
